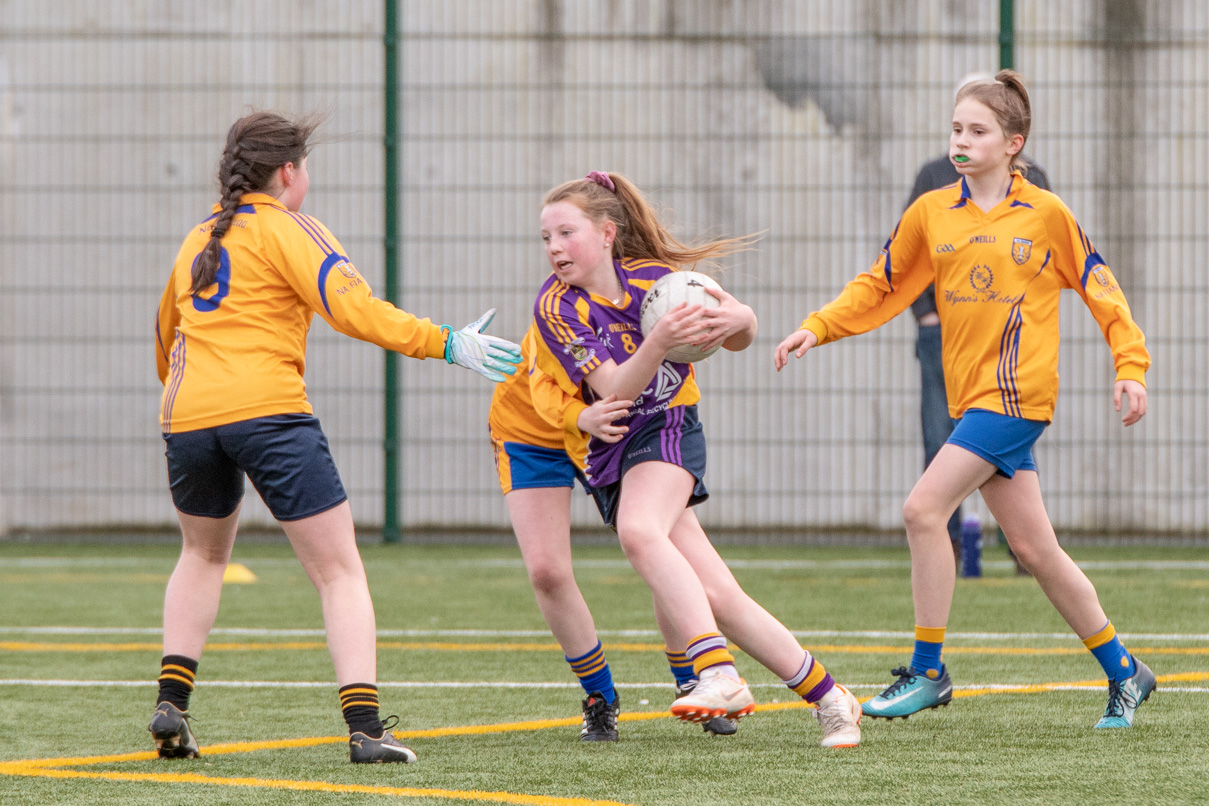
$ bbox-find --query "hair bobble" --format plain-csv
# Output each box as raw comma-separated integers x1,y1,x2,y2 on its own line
586,171,616,192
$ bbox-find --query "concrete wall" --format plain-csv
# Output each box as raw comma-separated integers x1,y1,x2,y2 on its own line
1,0,1205,535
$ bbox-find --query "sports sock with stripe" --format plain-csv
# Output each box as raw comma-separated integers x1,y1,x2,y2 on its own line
1083,621,1136,682
910,625,946,679
156,654,198,711
566,640,617,704
686,633,737,679
665,647,696,689
339,683,385,736
783,652,836,705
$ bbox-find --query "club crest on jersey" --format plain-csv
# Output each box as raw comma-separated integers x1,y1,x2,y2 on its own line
335,260,358,279
1011,238,1032,265
969,264,994,293
1092,264,1114,286
565,339,594,368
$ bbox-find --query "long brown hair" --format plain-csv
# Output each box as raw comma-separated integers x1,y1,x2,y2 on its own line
542,172,756,269
191,111,322,294
956,69,1032,174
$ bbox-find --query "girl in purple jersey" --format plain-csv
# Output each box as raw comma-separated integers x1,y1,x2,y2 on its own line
533,171,862,748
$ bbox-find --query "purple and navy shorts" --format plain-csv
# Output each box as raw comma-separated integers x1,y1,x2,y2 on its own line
590,404,708,527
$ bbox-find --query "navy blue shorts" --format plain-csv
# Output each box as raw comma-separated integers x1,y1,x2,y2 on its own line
947,408,1046,479
164,414,347,521
592,405,708,528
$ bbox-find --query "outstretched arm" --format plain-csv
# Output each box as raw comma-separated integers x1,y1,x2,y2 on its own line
442,309,523,382
1114,379,1147,427
773,327,819,371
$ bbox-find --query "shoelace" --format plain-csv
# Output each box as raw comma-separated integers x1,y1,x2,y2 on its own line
583,697,616,729
879,666,918,698
1102,679,1138,719
380,714,401,734
675,682,696,698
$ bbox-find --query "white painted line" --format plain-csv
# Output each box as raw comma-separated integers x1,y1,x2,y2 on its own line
5,557,1209,571
467,558,1209,571
2,626,1206,641
1,679,1205,694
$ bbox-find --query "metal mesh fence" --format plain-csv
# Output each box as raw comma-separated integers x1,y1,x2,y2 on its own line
1,1,1205,540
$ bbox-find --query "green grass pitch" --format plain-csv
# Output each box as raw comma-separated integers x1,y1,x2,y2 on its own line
1,540,1207,805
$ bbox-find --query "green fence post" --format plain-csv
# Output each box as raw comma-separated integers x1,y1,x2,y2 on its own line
382,0,402,544
999,0,1014,69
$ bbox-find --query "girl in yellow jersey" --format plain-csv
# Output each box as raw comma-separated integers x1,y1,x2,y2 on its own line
489,325,637,741
490,326,747,741
775,71,1154,728
150,112,521,764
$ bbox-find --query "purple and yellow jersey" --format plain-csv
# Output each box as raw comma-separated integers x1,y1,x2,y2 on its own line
488,323,590,467
534,258,701,486
156,192,447,433
801,175,1149,422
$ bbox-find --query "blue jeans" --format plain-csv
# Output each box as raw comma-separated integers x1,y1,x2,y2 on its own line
916,324,961,544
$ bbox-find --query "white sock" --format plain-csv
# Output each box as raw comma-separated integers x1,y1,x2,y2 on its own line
702,663,739,680
815,686,841,708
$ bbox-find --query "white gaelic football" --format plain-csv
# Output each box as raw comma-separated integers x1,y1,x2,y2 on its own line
639,270,723,363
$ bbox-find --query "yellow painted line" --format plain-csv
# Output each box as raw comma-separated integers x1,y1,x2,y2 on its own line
952,670,1209,697
0,573,168,584
805,644,1209,657
0,641,328,652
1,765,638,805
0,640,668,654
943,646,1209,657
5,672,1207,803
1155,670,1209,683
953,679,1103,698
19,667,1208,768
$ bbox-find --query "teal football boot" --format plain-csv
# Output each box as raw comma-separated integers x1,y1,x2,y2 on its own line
861,666,953,719
1094,658,1156,728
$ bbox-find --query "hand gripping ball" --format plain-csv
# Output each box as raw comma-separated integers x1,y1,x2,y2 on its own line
638,270,723,363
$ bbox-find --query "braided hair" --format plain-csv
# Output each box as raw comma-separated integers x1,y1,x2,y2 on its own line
191,111,322,294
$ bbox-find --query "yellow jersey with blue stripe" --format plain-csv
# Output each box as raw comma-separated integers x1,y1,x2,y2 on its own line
488,323,590,467
801,175,1149,422
156,193,447,433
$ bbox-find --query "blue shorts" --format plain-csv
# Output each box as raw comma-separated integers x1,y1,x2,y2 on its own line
164,414,347,521
947,409,1046,479
491,438,588,495
592,405,709,528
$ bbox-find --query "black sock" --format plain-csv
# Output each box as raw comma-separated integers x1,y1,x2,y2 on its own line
157,654,198,711
339,682,384,736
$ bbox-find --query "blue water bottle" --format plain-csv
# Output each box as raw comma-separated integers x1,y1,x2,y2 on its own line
961,514,983,578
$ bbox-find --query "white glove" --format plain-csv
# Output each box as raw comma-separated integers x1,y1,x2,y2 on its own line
443,309,523,383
